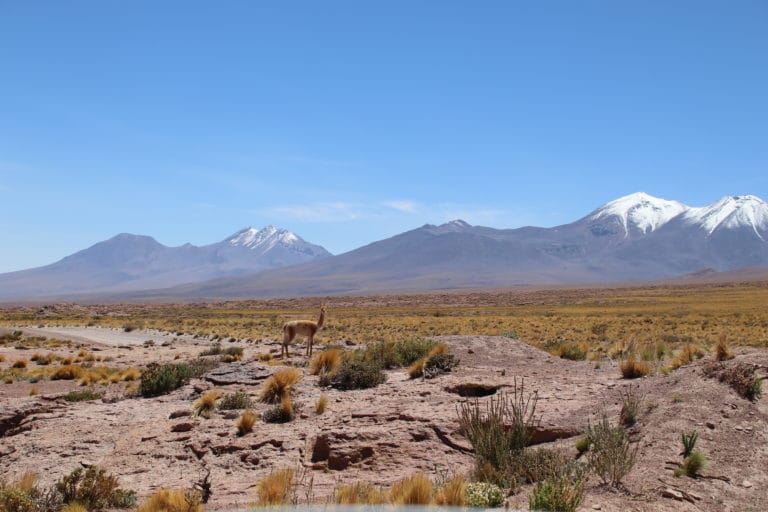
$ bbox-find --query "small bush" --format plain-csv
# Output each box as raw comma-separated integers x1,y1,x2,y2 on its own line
259,368,302,404
364,338,436,369
219,391,252,410
262,395,295,423
139,363,193,397
315,393,328,414
192,390,220,418
528,463,587,512
319,352,386,390
0,472,61,512
519,447,570,484
12,359,28,369
715,335,734,361
620,356,650,379
256,469,294,506
309,348,343,375
236,410,257,436
619,384,643,427
56,466,136,510
586,416,638,487
423,352,459,379
135,488,201,512
558,342,587,361
681,431,698,457
704,362,763,401
63,389,102,402
465,482,504,508
433,474,466,506
675,450,707,478
334,482,386,505
389,473,432,505
575,436,590,455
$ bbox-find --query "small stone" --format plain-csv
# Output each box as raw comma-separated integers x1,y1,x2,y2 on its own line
706,422,716,430
592,505,602,510
171,422,194,433
742,480,753,488
169,409,191,419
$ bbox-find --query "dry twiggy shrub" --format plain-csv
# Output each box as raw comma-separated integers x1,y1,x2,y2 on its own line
260,368,302,404
432,474,466,506
256,469,294,506
309,348,343,375
315,393,328,414
236,410,257,436
192,390,220,418
136,488,202,512
389,473,433,505
334,482,386,505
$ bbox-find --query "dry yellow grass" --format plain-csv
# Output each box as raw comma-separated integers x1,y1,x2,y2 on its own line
428,342,449,357
315,393,328,414
193,389,220,418
669,342,706,369
260,368,302,404
309,348,343,375
28,385,39,396
334,482,387,505
61,503,88,512
122,367,141,381
0,354,6,362
389,473,433,505
620,356,651,379
256,469,294,506
236,410,257,436
16,472,38,493
433,474,467,506
715,334,734,361
12,359,28,369
407,357,427,379
136,488,202,512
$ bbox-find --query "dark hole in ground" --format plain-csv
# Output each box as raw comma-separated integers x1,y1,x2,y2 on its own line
444,383,501,397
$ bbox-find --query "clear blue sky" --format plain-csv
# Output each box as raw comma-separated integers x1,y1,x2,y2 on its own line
1,1,766,272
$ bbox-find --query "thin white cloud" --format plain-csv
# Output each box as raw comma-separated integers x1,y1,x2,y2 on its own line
382,200,420,213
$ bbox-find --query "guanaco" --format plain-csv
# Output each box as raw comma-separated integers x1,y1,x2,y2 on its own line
281,305,325,357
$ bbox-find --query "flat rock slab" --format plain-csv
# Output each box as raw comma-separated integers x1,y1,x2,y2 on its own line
204,361,274,385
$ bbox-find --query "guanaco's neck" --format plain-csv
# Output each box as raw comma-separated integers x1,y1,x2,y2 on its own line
317,308,325,329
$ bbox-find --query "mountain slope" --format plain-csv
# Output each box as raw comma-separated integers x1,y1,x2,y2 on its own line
0,227,330,299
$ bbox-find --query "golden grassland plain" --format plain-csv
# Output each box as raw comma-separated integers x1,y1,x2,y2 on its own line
1,283,767,354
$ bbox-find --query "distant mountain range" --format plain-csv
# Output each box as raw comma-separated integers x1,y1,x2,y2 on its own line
1,192,767,301
0,226,330,299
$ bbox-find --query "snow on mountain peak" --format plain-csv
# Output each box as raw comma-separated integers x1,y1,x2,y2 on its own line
683,195,768,238
589,192,688,236
228,226,300,250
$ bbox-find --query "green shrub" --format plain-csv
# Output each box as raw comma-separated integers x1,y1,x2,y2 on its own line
56,467,136,509
465,482,504,508
675,450,707,478
681,431,698,458
139,359,217,397
63,389,102,402
364,338,436,369
586,416,638,487
423,353,459,379
319,352,386,390
218,391,253,410
528,463,587,512
519,447,570,484
575,436,590,455
619,384,643,427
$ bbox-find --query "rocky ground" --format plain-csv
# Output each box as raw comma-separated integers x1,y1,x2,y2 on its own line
1,328,766,511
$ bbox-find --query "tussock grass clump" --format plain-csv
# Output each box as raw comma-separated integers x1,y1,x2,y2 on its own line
63,389,102,402
557,341,587,361
315,393,328,414
715,334,734,361
432,474,466,506
192,389,220,418
586,416,638,487
669,343,705,370
389,473,432,505
219,391,252,410
457,379,539,482
620,356,650,379
528,463,587,512
122,367,141,381
52,365,85,380
12,359,28,369
256,469,294,506
236,410,257,436
675,450,707,478
465,482,504,508
309,348,343,375
334,482,386,505
407,357,427,379
259,368,302,404
0,354,5,362
135,488,201,512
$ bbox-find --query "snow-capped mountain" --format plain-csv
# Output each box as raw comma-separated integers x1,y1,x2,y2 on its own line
586,192,688,236
683,195,768,238
0,227,330,299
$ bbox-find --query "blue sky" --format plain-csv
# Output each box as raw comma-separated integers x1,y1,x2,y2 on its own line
1,1,766,272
